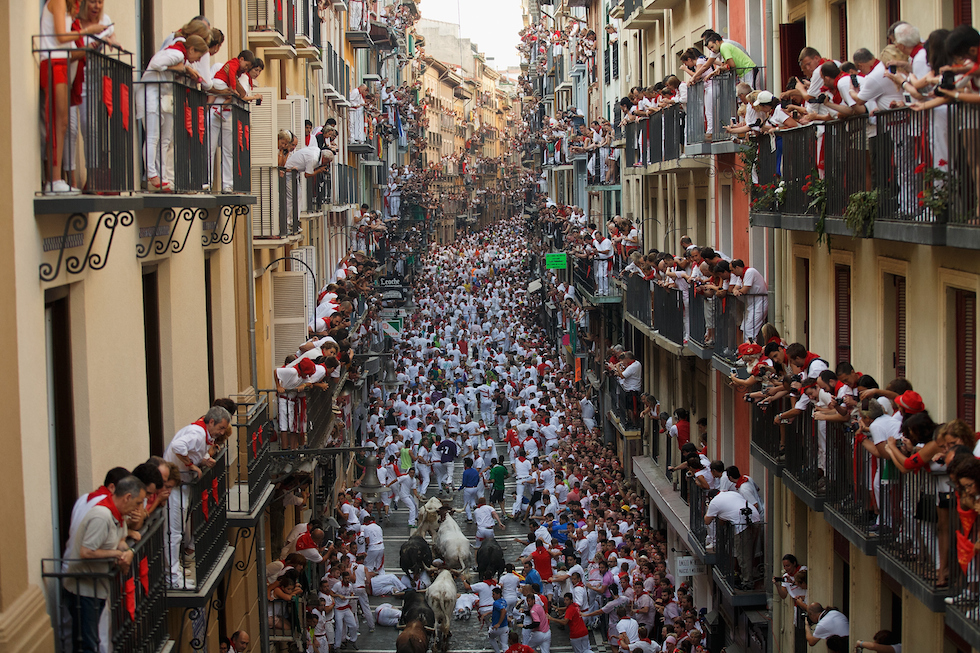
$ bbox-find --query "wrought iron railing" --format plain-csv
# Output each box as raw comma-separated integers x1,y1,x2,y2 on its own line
824,115,869,217
782,409,822,494
625,121,637,168
573,256,596,296
686,81,706,145
164,449,229,591
688,288,712,349
228,391,274,514
35,40,136,195
652,285,684,344
663,104,683,161
624,274,652,326
43,510,169,653
134,73,211,194
689,478,710,549
248,0,286,34
824,422,879,538
713,295,739,364
714,513,764,591
750,398,784,462
780,125,817,215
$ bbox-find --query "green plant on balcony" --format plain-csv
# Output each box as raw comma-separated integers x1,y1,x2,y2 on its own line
751,180,785,212
733,143,758,190
802,169,830,248
842,188,879,237
915,160,953,218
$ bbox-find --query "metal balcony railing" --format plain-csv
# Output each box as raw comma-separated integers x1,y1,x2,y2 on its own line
713,295,740,363
134,73,210,194
824,422,878,538
164,449,229,591
710,72,738,144
663,104,684,161
652,284,684,345
35,40,136,195
689,479,710,550
228,391,274,514
247,0,286,34
686,81,706,145
750,398,784,462
782,409,822,495
824,115,869,217
714,514,764,591
307,168,331,213
625,121,637,168
609,380,641,430
688,288,713,350
624,274,652,327
780,125,817,215
573,257,596,296
43,510,169,653
252,167,301,238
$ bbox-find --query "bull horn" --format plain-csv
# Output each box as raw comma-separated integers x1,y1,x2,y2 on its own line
424,626,436,632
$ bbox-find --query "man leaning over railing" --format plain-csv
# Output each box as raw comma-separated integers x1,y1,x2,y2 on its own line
162,405,231,590
64,475,147,652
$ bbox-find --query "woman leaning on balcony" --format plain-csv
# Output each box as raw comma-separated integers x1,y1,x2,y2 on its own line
39,0,106,194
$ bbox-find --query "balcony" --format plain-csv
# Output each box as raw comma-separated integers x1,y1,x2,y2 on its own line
711,294,740,371
780,407,825,512
688,479,717,562
749,400,783,476
228,391,276,524
822,421,879,556
713,517,767,604
164,449,234,604
251,167,303,243
623,105,687,174
624,273,652,329
748,105,980,249
607,380,642,434
247,0,288,47
686,290,714,359
572,256,621,304
42,510,170,653
346,11,373,48
685,73,739,155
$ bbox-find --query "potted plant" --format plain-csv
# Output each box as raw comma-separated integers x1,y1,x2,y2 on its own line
842,189,879,237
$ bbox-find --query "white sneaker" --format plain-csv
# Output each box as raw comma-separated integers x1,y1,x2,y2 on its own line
44,180,80,195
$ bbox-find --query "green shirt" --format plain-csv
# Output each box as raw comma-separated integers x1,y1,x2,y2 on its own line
489,464,509,490
718,42,756,74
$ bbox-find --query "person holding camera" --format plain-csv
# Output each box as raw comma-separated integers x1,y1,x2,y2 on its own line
803,602,849,647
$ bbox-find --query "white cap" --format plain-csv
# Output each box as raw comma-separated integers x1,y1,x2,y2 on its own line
753,91,775,106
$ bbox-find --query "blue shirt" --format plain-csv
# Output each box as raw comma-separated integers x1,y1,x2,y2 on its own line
491,598,508,628
523,569,542,593
437,439,458,463
549,521,568,545
461,467,480,488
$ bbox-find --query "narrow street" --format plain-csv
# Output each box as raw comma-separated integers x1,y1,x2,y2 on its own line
353,438,594,653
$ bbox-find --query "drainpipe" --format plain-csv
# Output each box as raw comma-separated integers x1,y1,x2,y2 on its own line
247,209,259,394
257,517,271,653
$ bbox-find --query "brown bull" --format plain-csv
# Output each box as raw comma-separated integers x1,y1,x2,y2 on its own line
395,619,431,653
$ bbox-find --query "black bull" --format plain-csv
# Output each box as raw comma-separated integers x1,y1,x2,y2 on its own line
399,589,435,629
475,538,504,579
400,535,434,577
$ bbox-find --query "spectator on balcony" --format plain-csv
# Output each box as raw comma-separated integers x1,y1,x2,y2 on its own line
64,475,147,653
137,34,209,192
163,406,231,590
703,488,762,587
804,603,849,647
705,32,758,88
207,49,256,192
39,0,114,194
349,84,369,144
591,227,613,295
160,16,210,50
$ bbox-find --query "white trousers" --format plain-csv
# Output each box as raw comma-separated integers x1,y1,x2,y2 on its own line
463,487,480,520
571,635,593,653
528,629,552,653
418,465,431,495
396,494,418,524
353,587,375,629
489,626,509,653
165,486,192,587
334,607,358,645
365,548,385,573
144,111,174,182
208,108,234,191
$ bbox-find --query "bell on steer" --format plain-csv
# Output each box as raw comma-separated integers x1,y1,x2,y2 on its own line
353,454,386,500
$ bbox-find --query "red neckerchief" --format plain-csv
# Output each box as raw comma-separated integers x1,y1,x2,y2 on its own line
735,475,750,489
192,417,213,445
88,486,111,502
801,351,823,373
167,41,189,58
96,494,124,526
870,59,881,71
910,43,924,58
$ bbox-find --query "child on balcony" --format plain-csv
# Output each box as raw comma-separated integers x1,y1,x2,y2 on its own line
136,34,208,192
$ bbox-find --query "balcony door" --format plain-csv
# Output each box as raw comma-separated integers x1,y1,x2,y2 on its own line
45,294,78,554
143,269,165,456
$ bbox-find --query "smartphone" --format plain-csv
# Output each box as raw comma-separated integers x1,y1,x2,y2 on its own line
255,97,263,106
941,70,957,90
888,65,897,74
850,73,860,91
903,91,912,104
730,117,738,125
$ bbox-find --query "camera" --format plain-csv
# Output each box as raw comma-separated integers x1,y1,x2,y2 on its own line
779,98,792,110
731,117,738,125
815,93,827,104
941,70,957,91
888,65,897,74
850,73,860,91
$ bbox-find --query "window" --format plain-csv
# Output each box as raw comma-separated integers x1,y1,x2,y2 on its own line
835,264,851,364
612,44,619,79
955,289,976,425
835,3,848,62
796,257,810,348
46,294,78,553
955,0,973,28
894,275,906,377
143,269,165,456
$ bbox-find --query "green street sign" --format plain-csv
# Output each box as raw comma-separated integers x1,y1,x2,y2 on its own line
545,253,568,270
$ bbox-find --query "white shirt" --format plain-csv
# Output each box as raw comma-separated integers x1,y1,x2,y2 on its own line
620,360,642,392
857,61,905,113
164,422,212,473
474,504,498,529
363,522,384,550
705,490,761,533
812,610,849,639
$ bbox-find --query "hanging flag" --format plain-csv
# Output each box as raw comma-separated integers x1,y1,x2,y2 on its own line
102,76,113,118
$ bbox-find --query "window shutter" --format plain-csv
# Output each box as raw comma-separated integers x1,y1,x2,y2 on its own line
292,246,318,327
271,272,311,371
250,87,278,166
956,290,977,426
834,264,851,364
837,3,848,63
247,0,273,30
886,0,900,30
277,98,297,137
613,44,620,79
287,95,310,135
604,49,611,85
894,276,906,378
250,166,280,237
956,0,973,27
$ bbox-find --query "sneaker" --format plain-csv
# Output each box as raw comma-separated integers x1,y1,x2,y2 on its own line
946,590,976,605
43,180,80,195
169,578,196,591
